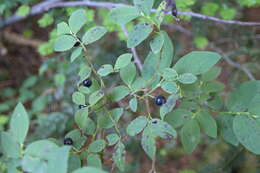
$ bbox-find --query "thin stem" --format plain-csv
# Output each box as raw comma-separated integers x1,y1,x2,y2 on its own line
105,108,122,138
79,40,105,88
121,25,143,71
149,158,156,173
219,111,259,118
120,25,154,120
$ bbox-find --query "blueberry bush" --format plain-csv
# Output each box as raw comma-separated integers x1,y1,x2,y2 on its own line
0,0,260,173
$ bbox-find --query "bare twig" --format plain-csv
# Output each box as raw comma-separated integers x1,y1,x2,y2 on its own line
168,24,256,80
0,0,60,29
121,25,143,71
2,30,43,47
1,0,260,29
208,44,256,80
149,158,157,173
175,11,260,26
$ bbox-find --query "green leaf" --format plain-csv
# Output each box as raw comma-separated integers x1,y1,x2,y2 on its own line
106,133,120,146
201,81,225,93
127,116,148,136
98,108,124,129
87,154,102,169
68,154,81,172
134,0,154,15
201,2,219,16
97,64,113,76
233,115,260,154
227,81,260,112
150,32,164,54
194,36,208,49
160,95,178,119
82,26,107,45
54,35,77,52
10,103,29,144
159,31,174,71
109,6,140,25
120,62,136,86
110,86,130,102
129,97,138,112
111,108,124,121
89,90,104,105
22,76,37,88
72,92,85,105
181,119,200,153
84,118,96,135
217,114,239,146
33,99,46,115
88,140,106,153
47,146,71,173
132,77,146,91
71,47,82,62
53,73,66,88
141,127,156,159
162,68,178,81
0,132,20,158
142,52,160,80
161,81,178,94
114,53,133,70
127,22,153,48
57,22,71,35
73,167,107,173
113,142,126,171
248,94,260,115
201,66,221,81
196,111,217,138
78,65,91,83
177,73,197,84
54,73,66,88
149,119,177,138
38,14,54,28
75,108,89,130
220,7,236,20
208,94,224,111
16,5,30,17
69,9,87,34
165,109,192,128
22,154,47,173
174,51,221,75
25,140,58,159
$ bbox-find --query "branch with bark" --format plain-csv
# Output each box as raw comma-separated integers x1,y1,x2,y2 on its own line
1,0,260,29
168,24,256,80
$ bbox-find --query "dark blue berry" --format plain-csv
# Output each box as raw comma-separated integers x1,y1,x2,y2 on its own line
82,79,92,87
74,41,80,47
64,138,73,145
152,120,158,124
78,105,87,109
155,95,166,106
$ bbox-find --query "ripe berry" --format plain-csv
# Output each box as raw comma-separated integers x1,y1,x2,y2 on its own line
172,8,178,17
82,79,92,88
64,138,73,145
155,95,166,106
78,105,87,109
74,41,80,47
